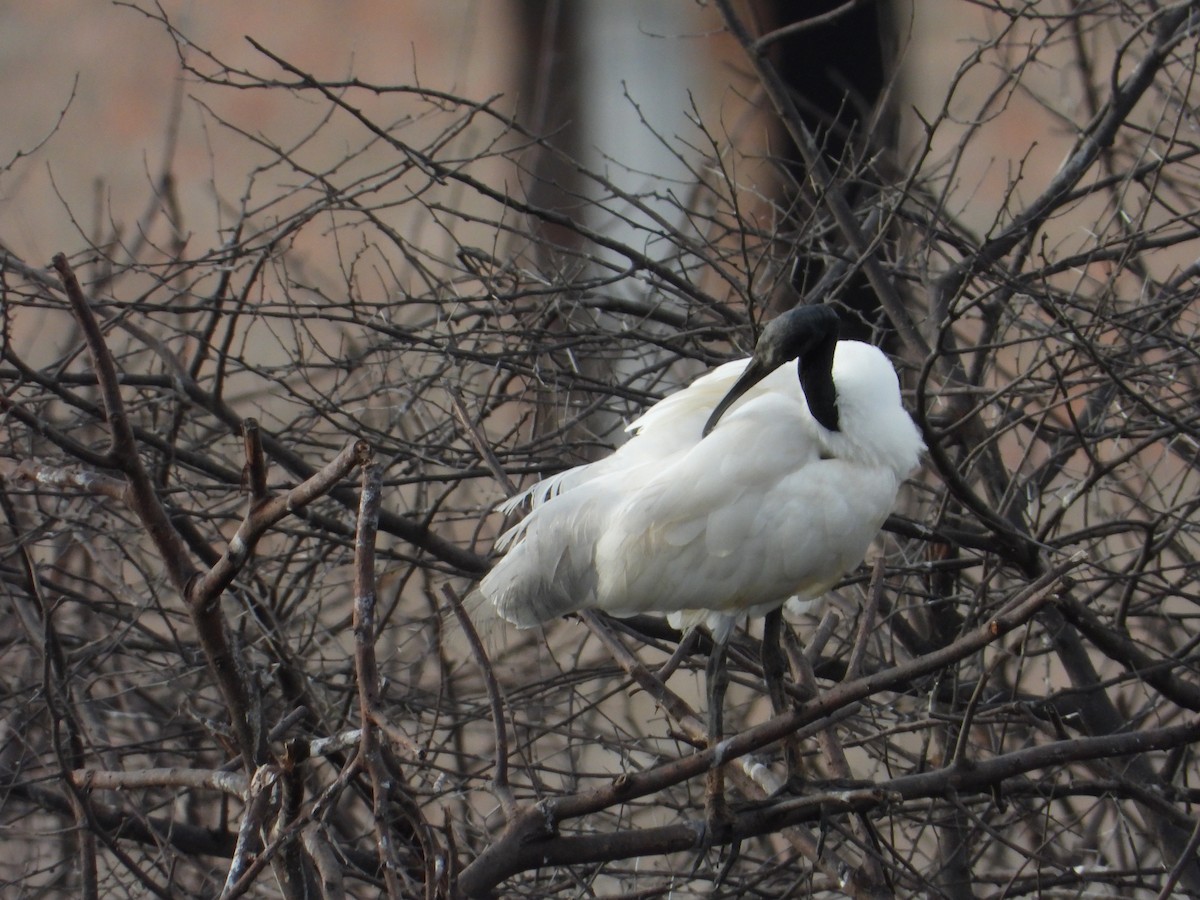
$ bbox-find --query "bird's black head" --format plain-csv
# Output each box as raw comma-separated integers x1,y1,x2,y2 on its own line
703,305,841,436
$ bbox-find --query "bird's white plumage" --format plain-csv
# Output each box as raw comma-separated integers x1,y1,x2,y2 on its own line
479,337,923,640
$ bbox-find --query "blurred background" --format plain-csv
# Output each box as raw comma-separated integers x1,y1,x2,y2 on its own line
2,2,1041,264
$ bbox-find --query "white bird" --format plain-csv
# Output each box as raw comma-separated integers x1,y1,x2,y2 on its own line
478,305,924,641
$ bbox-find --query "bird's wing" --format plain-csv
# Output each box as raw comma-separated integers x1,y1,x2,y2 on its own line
595,396,900,618
496,362,755,520
482,367,739,620
626,359,751,438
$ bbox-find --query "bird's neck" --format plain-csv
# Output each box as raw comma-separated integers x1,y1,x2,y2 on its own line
798,342,839,432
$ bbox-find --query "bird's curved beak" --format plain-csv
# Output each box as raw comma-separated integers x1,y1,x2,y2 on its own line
702,358,773,437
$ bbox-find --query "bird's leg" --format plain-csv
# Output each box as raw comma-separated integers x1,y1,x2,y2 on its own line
761,608,801,781
762,608,788,713
704,630,731,840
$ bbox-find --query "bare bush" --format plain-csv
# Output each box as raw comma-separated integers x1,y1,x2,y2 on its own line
2,2,1200,897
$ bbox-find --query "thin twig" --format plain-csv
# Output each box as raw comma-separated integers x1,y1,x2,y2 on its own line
352,462,405,900
443,584,516,817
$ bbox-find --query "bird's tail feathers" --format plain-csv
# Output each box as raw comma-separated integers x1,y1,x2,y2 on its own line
499,470,569,515
492,518,528,553
500,462,608,517
484,480,606,627
498,490,532,516
482,566,585,628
